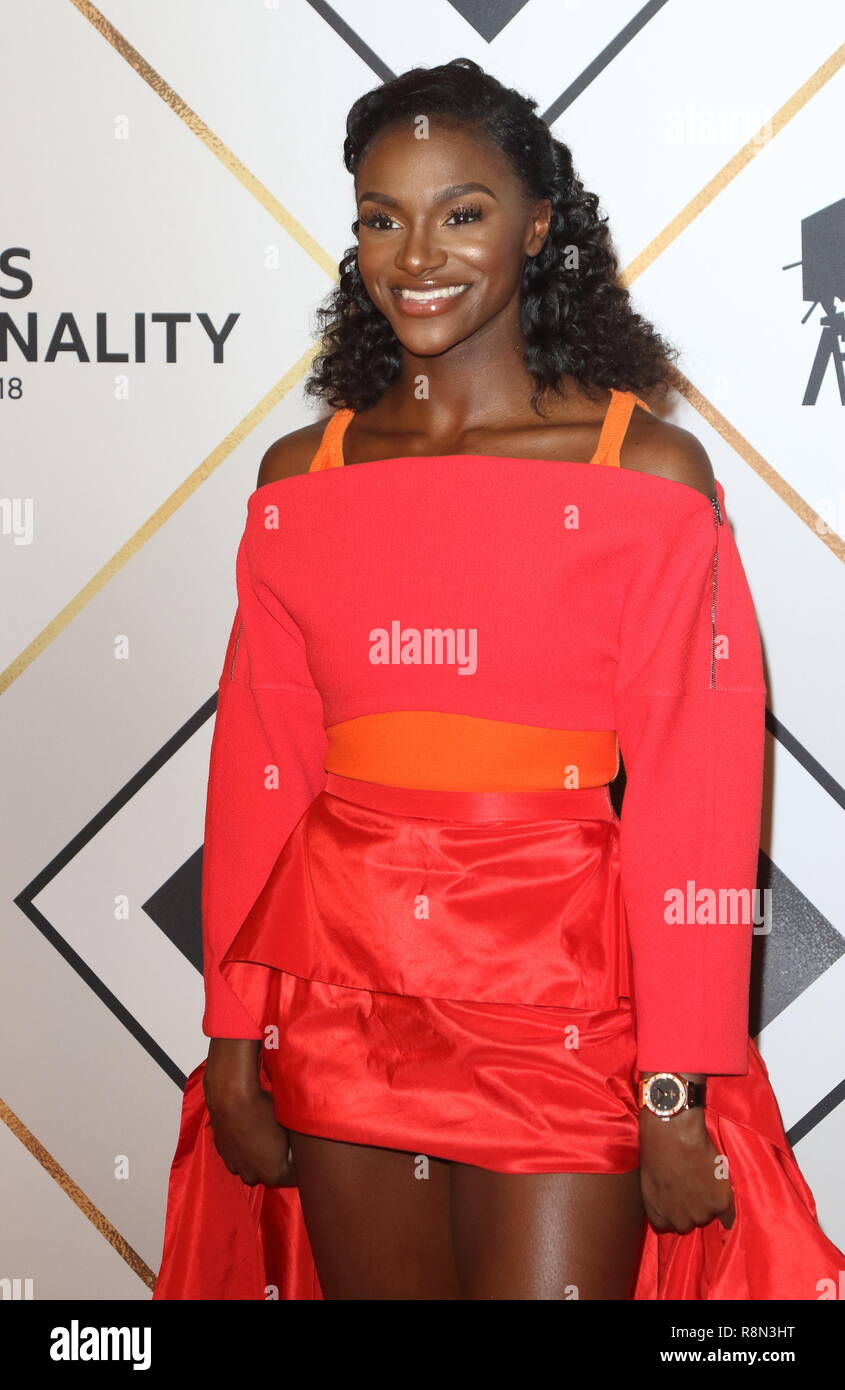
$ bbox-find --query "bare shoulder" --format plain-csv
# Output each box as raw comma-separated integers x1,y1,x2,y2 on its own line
619,405,715,499
256,416,332,487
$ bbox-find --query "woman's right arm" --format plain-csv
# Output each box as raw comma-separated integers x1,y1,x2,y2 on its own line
200,521,328,1043
199,482,329,1181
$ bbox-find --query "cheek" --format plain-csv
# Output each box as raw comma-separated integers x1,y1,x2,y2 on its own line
355,242,385,285
459,229,526,286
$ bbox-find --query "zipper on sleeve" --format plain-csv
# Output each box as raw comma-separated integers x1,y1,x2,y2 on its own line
228,622,243,680
709,493,723,688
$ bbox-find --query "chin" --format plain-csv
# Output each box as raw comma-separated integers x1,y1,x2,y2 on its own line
388,314,478,353
394,332,465,357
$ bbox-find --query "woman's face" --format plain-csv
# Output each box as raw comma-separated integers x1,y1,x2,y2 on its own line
354,120,551,357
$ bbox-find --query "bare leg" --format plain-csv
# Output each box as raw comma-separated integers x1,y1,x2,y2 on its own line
450,1164,646,1300
287,1129,461,1300
289,1125,645,1300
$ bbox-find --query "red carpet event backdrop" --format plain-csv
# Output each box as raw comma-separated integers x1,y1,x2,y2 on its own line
1,0,843,1299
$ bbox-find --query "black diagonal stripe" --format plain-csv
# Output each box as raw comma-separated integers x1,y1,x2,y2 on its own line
14,693,218,1090
787,1074,845,1147
766,708,845,811
542,0,671,124
304,0,396,81
13,895,187,1090
19,693,217,901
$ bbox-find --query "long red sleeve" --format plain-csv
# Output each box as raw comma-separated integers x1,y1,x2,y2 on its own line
201,512,328,1038
613,484,767,1075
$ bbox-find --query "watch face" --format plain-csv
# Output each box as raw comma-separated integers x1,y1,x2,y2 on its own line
649,1075,683,1113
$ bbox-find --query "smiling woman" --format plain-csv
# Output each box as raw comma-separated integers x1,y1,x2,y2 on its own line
306,73,679,426
153,56,845,1305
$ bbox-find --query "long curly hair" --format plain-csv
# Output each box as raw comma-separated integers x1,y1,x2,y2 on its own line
304,57,679,416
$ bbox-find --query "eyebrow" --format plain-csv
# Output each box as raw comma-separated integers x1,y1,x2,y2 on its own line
357,182,498,208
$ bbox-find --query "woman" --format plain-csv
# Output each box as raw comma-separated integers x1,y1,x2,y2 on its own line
154,58,844,1301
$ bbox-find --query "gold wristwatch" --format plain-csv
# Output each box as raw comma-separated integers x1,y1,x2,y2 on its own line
638,1072,706,1121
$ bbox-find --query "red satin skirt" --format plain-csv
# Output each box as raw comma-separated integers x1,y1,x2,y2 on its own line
153,774,845,1300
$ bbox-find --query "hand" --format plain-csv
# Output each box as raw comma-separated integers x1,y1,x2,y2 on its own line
638,1106,735,1235
206,1085,296,1188
203,1038,296,1188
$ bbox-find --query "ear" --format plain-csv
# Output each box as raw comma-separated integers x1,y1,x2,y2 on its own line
526,197,552,256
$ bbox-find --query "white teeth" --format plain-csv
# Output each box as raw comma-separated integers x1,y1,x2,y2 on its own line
397,284,469,301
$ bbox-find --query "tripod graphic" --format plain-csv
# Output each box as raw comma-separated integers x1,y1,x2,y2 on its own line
783,196,845,405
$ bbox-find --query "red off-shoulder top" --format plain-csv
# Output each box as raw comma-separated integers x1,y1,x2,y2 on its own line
200,390,766,1074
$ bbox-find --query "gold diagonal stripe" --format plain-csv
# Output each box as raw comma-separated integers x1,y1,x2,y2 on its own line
667,369,845,562
68,0,337,277
623,43,845,281
0,348,317,695
0,1093,154,1289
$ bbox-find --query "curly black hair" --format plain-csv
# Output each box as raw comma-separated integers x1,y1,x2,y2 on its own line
304,57,679,416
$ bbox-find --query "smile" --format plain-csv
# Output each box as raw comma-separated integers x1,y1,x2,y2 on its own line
391,283,472,318
395,284,470,300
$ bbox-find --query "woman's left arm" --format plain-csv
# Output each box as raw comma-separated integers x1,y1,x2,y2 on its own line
613,447,767,1233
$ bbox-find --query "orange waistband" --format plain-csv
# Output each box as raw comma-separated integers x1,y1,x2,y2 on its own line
323,711,619,791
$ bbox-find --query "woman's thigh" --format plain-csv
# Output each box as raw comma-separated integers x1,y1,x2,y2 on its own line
450,1164,646,1300
288,1127,645,1301
287,1129,461,1300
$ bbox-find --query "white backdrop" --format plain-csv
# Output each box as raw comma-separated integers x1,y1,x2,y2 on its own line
1,0,843,1299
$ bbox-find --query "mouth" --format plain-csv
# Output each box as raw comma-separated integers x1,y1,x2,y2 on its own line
390,283,472,317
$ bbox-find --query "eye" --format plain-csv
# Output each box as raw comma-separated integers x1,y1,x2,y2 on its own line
444,203,483,225
358,208,401,231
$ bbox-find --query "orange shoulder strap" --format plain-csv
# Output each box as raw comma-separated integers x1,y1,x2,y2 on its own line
309,395,651,471
308,409,355,472
590,389,652,469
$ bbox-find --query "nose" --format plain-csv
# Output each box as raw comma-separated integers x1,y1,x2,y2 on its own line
393,219,448,281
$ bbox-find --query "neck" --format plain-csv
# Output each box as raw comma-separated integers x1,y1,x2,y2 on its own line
387,297,566,434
